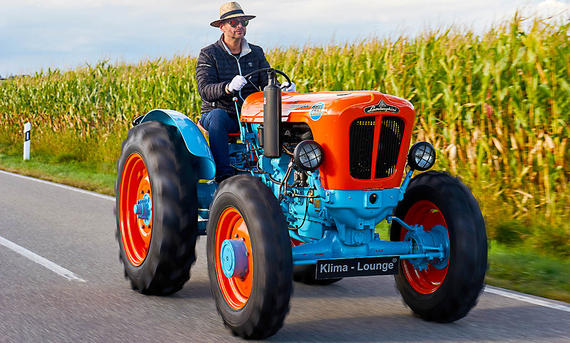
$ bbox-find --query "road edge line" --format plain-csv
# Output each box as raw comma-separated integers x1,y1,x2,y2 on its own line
0,235,86,282
484,285,569,312
0,169,114,201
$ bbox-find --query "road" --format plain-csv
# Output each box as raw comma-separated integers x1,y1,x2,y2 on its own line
0,170,569,342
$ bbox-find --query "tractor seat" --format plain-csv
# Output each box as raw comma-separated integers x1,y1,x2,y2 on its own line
197,121,240,143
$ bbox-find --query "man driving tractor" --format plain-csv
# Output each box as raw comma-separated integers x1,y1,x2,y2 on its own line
196,1,295,183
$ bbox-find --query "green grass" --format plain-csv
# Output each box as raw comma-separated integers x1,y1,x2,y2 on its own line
487,241,570,302
0,146,115,195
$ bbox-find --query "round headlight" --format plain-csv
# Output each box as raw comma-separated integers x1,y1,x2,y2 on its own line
293,140,323,171
407,142,436,171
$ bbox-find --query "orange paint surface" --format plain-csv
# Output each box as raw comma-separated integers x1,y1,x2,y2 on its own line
241,91,416,190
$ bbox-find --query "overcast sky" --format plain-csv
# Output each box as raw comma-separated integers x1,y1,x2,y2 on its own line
0,0,568,77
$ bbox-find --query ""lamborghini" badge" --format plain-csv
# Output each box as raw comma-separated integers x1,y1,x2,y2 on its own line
364,100,399,113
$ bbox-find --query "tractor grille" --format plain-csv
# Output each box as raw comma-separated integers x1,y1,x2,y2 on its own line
375,117,405,178
349,116,375,179
349,116,405,179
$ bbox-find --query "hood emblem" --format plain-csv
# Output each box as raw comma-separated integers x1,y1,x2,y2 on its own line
364,100,399,113
309,102,325,120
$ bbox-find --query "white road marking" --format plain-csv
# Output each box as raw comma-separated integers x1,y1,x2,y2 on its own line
485,285,570,312
0,169,114,201
0,236,86,282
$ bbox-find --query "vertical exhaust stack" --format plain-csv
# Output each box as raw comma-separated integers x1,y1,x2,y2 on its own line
263,69,282,158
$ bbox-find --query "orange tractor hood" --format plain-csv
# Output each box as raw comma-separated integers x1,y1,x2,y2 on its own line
241,91,416,190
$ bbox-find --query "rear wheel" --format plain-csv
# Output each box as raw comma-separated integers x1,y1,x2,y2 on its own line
116,121,198,295
390,171,487,322
207,175,292,339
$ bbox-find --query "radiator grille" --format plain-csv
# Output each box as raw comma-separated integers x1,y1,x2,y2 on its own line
349,116,376,179
375,117,405,178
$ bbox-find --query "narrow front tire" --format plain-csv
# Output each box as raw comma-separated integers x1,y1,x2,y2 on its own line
207,175,293,339
391,171,487,322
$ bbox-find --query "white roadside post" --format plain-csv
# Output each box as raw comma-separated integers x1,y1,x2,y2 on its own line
23,122,31,160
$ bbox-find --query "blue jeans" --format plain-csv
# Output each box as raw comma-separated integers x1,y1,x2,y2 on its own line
200,109,239,181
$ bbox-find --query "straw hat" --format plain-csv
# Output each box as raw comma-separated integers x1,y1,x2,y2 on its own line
210,2,256,27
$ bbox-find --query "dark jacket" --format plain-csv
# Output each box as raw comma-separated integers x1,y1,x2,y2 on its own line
196,36,270,118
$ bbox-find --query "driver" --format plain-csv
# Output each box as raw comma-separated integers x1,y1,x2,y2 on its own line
196,2,294,183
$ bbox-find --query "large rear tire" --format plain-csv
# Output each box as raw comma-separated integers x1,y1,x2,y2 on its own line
390,171,487,322
116,121,198,295
207,175,293,339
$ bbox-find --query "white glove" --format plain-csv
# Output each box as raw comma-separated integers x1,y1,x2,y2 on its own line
227,75,247,93
281,81,296,92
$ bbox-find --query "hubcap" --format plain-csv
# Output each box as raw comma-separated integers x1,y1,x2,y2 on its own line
220,239,249,278
133,193,152,225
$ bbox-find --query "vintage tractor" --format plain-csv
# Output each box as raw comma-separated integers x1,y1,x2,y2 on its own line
116,68,487,339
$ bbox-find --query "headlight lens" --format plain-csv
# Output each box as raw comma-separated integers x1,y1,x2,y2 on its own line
294,140,323,171
407,141,436,171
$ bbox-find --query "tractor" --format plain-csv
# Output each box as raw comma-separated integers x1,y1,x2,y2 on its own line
116,68,487,339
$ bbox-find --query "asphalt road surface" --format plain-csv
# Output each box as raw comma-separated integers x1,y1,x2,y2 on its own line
1,170,569,343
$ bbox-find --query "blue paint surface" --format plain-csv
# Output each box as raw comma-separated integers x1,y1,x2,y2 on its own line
141,109,216,180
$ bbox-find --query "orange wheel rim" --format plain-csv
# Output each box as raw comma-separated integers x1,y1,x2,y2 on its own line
119,153,153,266
215,207,253,310
401,200,449,294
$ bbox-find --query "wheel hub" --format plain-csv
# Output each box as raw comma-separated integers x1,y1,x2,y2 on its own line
404,224,449,271
220,239,249,278
133,193,152,225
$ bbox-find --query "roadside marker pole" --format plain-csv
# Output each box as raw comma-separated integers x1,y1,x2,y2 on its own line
23,122,30,160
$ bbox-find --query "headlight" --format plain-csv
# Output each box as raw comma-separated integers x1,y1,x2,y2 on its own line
293,140,323,171
407,142,436,171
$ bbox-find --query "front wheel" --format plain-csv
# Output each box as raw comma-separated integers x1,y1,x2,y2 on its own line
207,175,293,339
390,171,487,322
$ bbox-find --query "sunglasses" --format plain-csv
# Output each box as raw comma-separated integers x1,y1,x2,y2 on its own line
226,19,249,28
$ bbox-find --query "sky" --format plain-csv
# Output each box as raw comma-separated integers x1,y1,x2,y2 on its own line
0,0,568,77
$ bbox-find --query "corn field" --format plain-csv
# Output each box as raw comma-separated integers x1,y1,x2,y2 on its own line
0,16,568,254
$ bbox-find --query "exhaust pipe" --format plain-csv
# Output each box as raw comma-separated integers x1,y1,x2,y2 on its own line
263,69,281,158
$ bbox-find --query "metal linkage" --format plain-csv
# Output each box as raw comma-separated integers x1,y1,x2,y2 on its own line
292,229,447,266
386,215,415,231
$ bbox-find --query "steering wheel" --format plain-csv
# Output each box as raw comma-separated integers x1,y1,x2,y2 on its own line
242,68,292,92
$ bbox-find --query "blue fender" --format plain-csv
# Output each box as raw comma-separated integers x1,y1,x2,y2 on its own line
140,109,216,180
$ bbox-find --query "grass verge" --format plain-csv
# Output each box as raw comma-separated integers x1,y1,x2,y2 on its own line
0,151,115,195
1,152,568,303
487,242,570,303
